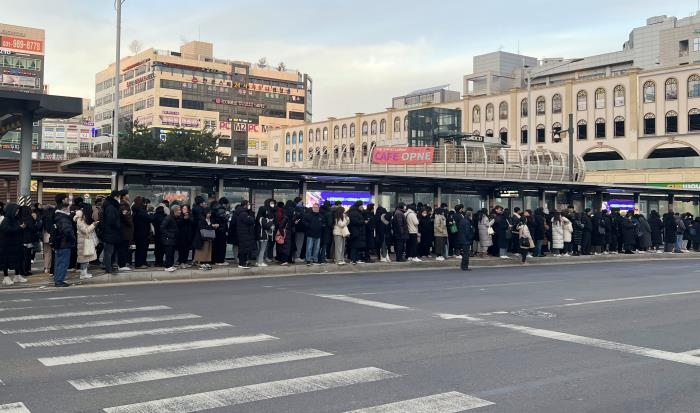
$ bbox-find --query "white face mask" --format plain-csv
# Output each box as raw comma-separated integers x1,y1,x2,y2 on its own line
269,203,275,208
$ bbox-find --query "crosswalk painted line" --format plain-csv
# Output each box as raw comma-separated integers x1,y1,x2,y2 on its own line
0,402,31,413
69,348,333,390
0,305,171,323
43,294,125,301
103,367,399,413
313,294,411,310
38,334,278,366
343,391,494,412
0,302,113,312
17,322,233,348
0,299,31,304
0,314,201,335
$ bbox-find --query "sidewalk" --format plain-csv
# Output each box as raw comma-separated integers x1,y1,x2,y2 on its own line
3,252,700,290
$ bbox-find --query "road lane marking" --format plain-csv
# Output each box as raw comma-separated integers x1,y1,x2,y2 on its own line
0,299,31,304
17,322,232,348
0,314,200,334
0,306,171,323
69,348,333,390
0,402,31,413
343,391,494,412
38,334,278,366
43,294,125,301
102,367,399,413
437,313,700,367
543,289,700,309
0,302,113,312
313,294,411,310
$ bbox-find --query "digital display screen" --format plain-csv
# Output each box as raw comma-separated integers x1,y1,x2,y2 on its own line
305,191,372,208
603,199,635,212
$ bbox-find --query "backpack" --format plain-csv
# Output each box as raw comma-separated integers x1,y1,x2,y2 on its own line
275,229,286,245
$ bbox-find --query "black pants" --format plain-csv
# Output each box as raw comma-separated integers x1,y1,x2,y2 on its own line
153,240,164,266
117,241,129,268
178,244,190,264
395,239,406,261
70,246,77,270
520,248,529,263
581,232,592,255
134,239,148,267
212,234,227,263
95,242,104,263
448,233,457,256
164,245,176,268
21,246,32,276
103,242,116,273
460,246,471,270
407,234,418,258
238,252,249,266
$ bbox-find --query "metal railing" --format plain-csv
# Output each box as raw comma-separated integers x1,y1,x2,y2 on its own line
305,144,585,182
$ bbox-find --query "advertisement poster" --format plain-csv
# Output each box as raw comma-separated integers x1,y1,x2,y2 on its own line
371,146,435,165
305,191,372,208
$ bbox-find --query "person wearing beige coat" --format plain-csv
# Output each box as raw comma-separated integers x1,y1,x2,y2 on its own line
433,209,448,260
74,206,98,279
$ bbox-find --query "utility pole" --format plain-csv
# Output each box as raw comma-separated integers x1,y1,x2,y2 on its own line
113,0,124,160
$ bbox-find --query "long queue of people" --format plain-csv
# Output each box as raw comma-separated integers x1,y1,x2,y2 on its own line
1,190,698,287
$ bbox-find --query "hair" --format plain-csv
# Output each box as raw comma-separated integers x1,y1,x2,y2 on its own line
333,206,345,222
81,203,94,225
553,210,561,224
219,197,230,205
513,207,521,213
55,193,69,206
181,204,190,214
132,196,146,211
170,205,181,215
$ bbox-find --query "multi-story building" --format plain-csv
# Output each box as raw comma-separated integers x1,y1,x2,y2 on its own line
39,99,96,160
93,41,312,164
391,85,461,110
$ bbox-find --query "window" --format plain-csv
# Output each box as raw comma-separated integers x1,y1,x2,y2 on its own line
666,78,678,100
403,116,408,132
316,128,321,141
666,110,678,133
285,133,291,145
689,74,700,98
536,124,545,143
362,121,368,136
291,150,297,162
520,99,528,117
291,132,297,144
578,90,588,111
614,85,625,107
552,94,562,114
499,128,508,145
689,108,700,131
520,126,528,144
595,118,606,139
342,124,348,138
349,144,356,158
308,129,314,141
380,119,386,134
485,129,494,137
680,39,690,57
362,142,369,157
486,104,494,121
473,130,480,136
614,116,625,137
323,127,328,141
285,150,290,162
333,146,340,159
499,101,508,120
595,88,606,109
536,96,545,115
577,120,588,140
298,150,303,162
159,97,179,108
473,106,481,123
393,117,400,132
350,123,356,137
334,126,339,140
299,131,303,143
643,81,656,103
695,38,700,52
370,120,377,135
643,113,656,135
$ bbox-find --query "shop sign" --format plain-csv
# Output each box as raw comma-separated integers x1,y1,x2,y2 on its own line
371,146,435,165
213,97,265,109
0,36,43,55
647,182,700,190
126,72,154,87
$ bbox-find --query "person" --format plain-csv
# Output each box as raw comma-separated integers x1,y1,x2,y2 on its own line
648,210,664,253
418,207,434,259
210,197,230,265
74,204,98,280
510,207,522,253
303,203,323,265
692,216,700,252
662,208,677,253
52,194,76,287
608,209,621,254
636,213,652,253
452,205,465,259
255,205,274,267
477,208,494,257
332,206,349,265
233,200,256,269
18,205,36,277
580,209,593,255
620,213,636,254
532,208,547,257
591,211,604,255
41,205,55,275
562,211,574,256
405,204,420,262
347,201,367,264
292,197,306,263
433,208,448,261
131,196,151,269
550,211,565,257
517,216,534,265
160,205,180,272
193,209,215,270
0,203,26,286
319,200,333,264
492,206,510,259
674,213,687,253
274,202,293,266
376,206,392,262
392,203,408,262
176,204,194,268
456,208,475,271
571,211,584,256
151,205,167,266
363,203,377,263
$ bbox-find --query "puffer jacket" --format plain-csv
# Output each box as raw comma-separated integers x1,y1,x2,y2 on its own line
434,213,448,238
332,215,349,237
406,209,419,235
551,219,564,250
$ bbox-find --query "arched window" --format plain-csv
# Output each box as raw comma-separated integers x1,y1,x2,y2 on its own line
349,143,356,158
689,108,700,131
350,123,356,137
298,150,303,162
666,110,678,133
291,150,297,162
393,116,400,131
485,103,494,121
315,128,321,141
379,119,386,134
473,106,481,123
577,120,588,140
666,78,678,101
577,90,587,111
316,147,321,156
689,75,700,98
552,94,562,114
370,120,377,135
322,127,328,141
614,116,625,137
308,129,314,141
333,126,339,140
614,85,625,107
499,101,508,120
643,81,656,103
485,129,494,137
520,99,528,117
643,113,656,135
536,124,545,143
473,130,481,136
403,115,409,132
362,121,369,136
536,96,545,115
285,133,291,145
361,142,369,157
322,147,328,156
595,118,606,139
291,132,297,144
333,146,340,159
595,88,606,109
285,150,290,162
298,131,303,143
520,125,528,144
342,124,347,138
499,127,508,145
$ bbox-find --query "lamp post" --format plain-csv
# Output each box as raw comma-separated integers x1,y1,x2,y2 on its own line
552,113,575,181
113,0,125,160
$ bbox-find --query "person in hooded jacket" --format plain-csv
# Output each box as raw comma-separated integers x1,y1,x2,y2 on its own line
647,210,663,252
363,203,377,262
477,209,494,257
0,203,26,286
417,207,434,259
160,205,180,272
235,200,256,269
319,200,332,264
255,205,274,267
620,213,636,254
662,209,677,253
192,209,215,270
636,213,652,252
375,206,391,262
393,203,409,262
455,209,475,271
131,196,152,269
433,208,448,261
74,204,98,280
347,201,367,264
210,197,230,265
405,204,420,262
275,202,293,265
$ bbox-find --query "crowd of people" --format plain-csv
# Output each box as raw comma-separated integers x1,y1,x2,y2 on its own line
0,190,698,287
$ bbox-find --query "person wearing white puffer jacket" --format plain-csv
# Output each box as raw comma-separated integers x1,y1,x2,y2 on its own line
405,204,420,262
74,204,98,280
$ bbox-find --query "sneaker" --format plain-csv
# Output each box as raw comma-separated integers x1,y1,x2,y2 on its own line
257,262,268,267
54,281,71,287
414,257,423,262
118,266,132,272
199,265,208,270
80,273,93,280
454,255,462,259
500,256,510,259
215,262,229,266
179,263,187,269
527,254,533,258
280,262,289,266
13,275,27,283
357,260,365,264
602,251,609,255
306,261,311,266
2,276,14,286
164,266,177,272
656,250,664,254
436,256,445,261
313,262,322,266
238,265,251,269
337,261,346,266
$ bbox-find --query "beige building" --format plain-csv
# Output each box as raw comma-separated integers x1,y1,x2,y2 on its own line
94,41,311,163
39,99,95,160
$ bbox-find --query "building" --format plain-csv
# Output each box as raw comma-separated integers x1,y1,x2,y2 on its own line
391,85,461,110
93,41,312,164
39,99,96,160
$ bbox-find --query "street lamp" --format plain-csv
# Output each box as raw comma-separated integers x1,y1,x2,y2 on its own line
113,0,125,160
525,58,583,180
552,113,575,181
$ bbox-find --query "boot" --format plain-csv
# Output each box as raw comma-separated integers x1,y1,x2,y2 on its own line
13,275,27,283
80,267,93,280
2,276,14,286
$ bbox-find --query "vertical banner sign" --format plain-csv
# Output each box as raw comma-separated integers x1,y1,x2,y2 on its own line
371,147,435,165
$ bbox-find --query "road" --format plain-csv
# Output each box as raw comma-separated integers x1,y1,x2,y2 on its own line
1,258,700,412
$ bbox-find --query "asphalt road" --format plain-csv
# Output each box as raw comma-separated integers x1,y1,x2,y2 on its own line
1,258,700,412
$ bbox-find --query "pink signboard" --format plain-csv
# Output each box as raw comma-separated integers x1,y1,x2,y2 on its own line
371,146,435,165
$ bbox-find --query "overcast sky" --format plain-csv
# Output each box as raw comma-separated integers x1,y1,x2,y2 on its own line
3,1,699,119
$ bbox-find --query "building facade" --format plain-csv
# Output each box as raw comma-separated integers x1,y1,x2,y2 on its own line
94,41,312,164
39,99,95,160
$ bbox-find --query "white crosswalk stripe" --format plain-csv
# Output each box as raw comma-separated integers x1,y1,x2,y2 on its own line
0,305,171,323
38,334,278,366
343,391,494,412
0,314,201,335
17,322,232,348
313,294,411,310
69,348,333,390
43,294,125,301
102,367,399,413
0,402,31,413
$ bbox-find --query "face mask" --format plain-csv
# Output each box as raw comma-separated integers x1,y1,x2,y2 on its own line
269,203,275,208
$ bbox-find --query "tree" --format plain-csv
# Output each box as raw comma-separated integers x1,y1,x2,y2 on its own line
117,122,222,163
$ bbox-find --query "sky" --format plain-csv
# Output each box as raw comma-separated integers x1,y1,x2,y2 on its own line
3,0,700,120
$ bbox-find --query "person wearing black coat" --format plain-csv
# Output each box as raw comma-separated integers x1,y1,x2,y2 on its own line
235,201,256,268
456,211,475,271
417,207,434,259
152,206,167,267
533,208,546,257
620,214,636,254
18,205,37,277
662,210,677,252
347,201,367,264
692,217,700,252
176,205,194,268
100,192,122,274
0,203,25,286
319,201,332,263
647,210,664,251
363,204,377,262
160,206,180,271
392,204,409,262
302,203,323,265
132,196,152,269
492,206,509,258
580,209,593,255
210,197,230,265
375,206,391,262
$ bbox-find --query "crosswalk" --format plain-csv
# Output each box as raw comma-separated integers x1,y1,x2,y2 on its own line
0,292,495,412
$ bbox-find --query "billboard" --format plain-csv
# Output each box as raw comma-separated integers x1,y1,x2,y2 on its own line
371,146,435,165
305,191,372,208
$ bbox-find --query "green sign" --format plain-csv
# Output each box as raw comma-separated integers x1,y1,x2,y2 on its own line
646,182,700,190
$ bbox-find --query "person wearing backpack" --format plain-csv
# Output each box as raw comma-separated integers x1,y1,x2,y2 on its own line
53,194,77,287
255,205,274,267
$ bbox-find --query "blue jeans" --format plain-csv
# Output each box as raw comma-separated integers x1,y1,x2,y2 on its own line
535,240,544,256
54,248,71,283
305,237,321,263
675,234,684,252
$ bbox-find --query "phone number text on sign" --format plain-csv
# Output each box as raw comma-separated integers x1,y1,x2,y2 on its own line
0,36,44,54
